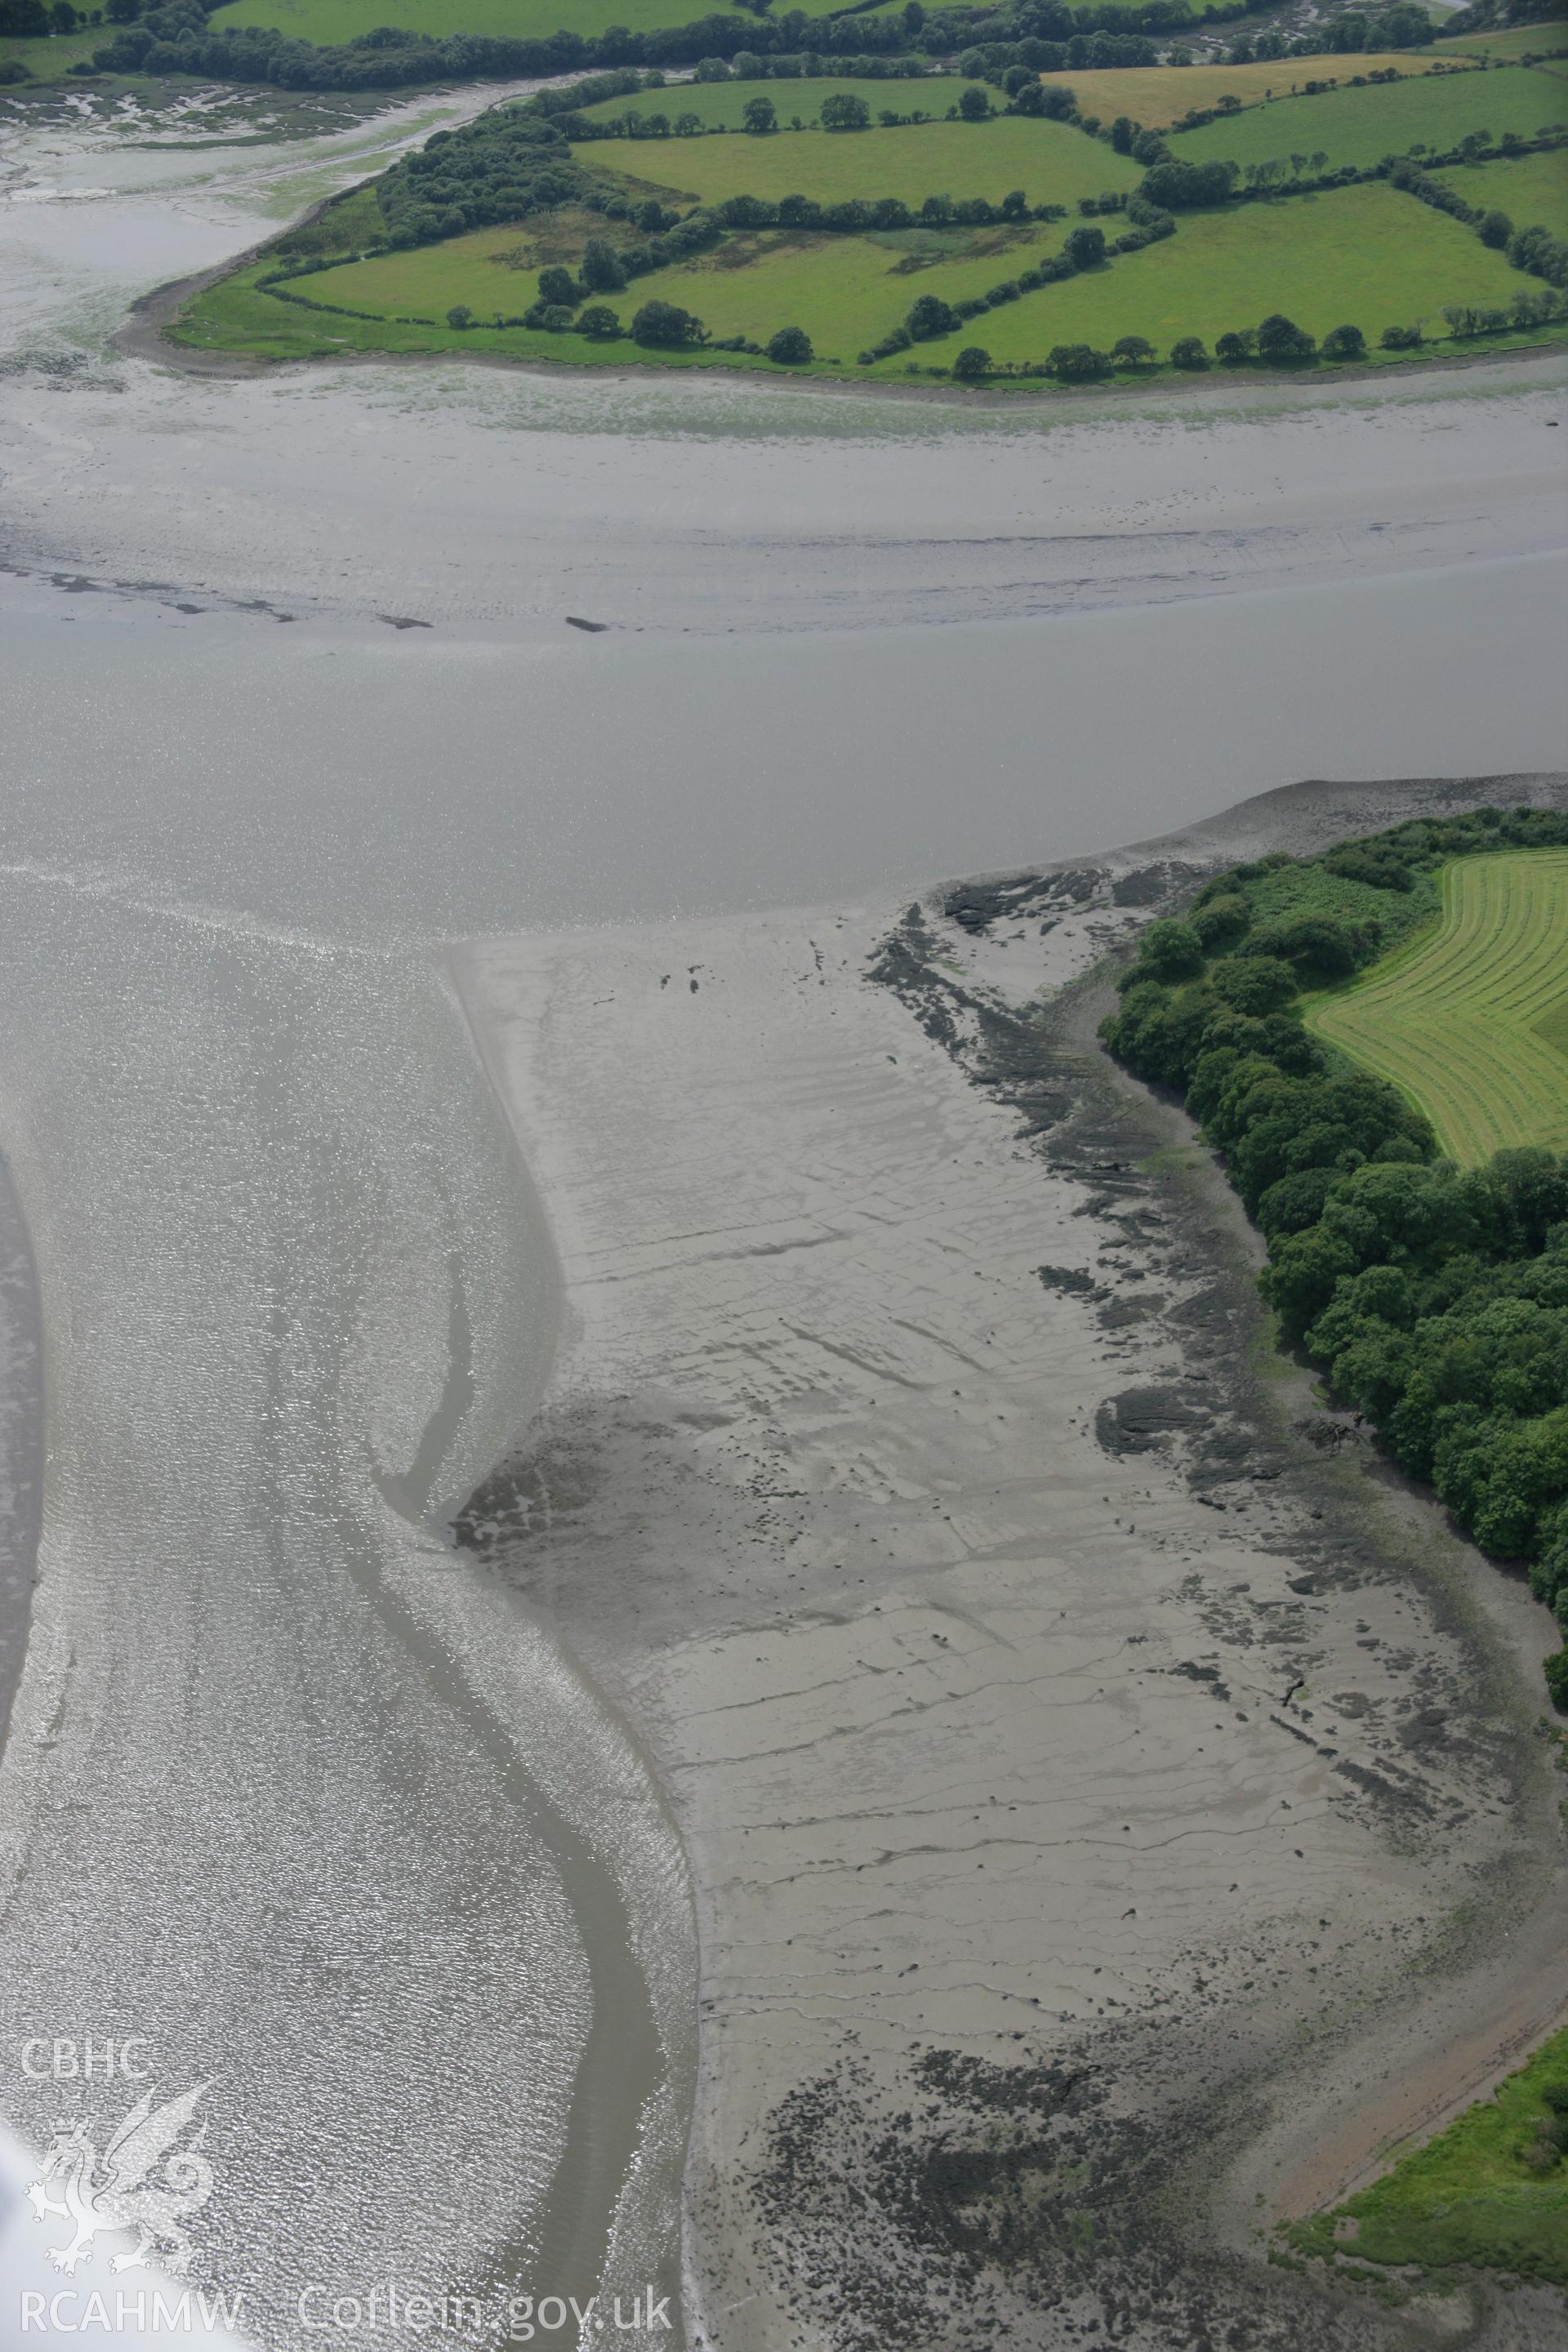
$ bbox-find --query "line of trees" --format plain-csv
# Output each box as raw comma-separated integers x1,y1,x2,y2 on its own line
1099,805,1568,1714
561,74,1085,142
1444,0,1566,34
488,241,814,362
878,286,1563,376
82,3,948,89
706,186,1067,233
60,0,1178,91
0,0,103,36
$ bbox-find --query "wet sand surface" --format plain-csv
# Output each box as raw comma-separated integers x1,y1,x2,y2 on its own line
3,350,1566,643
453,775,1568,2352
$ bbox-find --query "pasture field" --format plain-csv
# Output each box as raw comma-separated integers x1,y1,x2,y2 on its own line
590,114,1144,210
858,180,1526,365
203,173,1533,376
276,207,1062,345
573,77,950,134
172,41,1568,381
1036,54,1468,131
1169,61,1568,170
1432,146,1568,236
1435,20,1568,60
1305,850,1568,1164
1290,2025,1568,2288
169,257,492,360
0,27,112,82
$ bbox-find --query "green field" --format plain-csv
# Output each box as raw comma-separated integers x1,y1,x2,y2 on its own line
873,181,1524,363
590,114,1143,212
181,170,1539,376
1170,62,1568,171
1306,851,1568,1165
1290,2026,1568,2287
1037,54,1468,131
0,27,112,82
572,76,940,134
171,40,1568,384
209,0,993,37
212,0,830,43
1433,145,1568,236
252,206,1066,350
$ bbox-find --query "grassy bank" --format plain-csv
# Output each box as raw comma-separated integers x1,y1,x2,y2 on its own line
1290,2025,1568,2289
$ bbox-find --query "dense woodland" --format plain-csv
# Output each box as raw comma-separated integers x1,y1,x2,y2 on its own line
1101,808,1568,1712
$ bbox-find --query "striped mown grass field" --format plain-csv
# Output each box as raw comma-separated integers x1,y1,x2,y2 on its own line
1306,849,1568,1165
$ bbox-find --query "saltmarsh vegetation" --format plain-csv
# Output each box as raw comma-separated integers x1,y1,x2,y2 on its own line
169,42,1568,381
1099,807,1568,1716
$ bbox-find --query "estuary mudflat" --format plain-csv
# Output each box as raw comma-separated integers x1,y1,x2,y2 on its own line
0,62,1565,2352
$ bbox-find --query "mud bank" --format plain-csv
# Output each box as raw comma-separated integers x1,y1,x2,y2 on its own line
451,773,1567,2351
